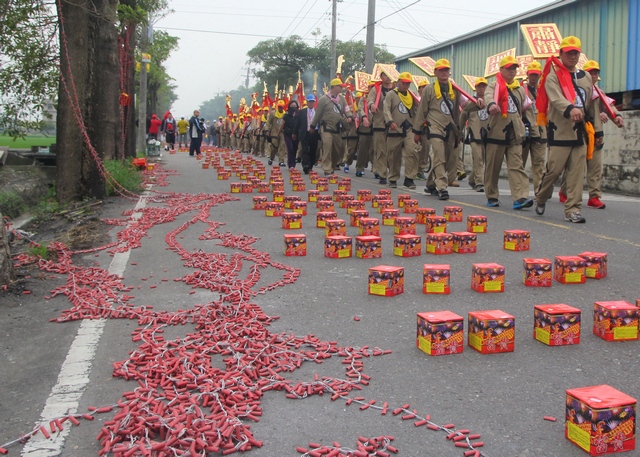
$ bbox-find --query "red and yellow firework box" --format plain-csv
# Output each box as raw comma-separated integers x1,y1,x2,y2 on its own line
325,219,347,237
316,200,335,212
284,195,301,209
579,251,608,280
423,264,451,294
523,258,553,287
357,189,372,201
316,211,338,228
554,256,587,284
284,234,307,256
230,182,242,193
273,190,285,202
565,384,636,456
593,301,639,342
340,195,355,209
291,201,307,216
338,179,351,191
368,265,404,296
257,182,271,193
443,206,463,222
534,304,581,346
324,236,352,259
394,217,417,235
468,310,515,353
316,194,332,203
426,233,453,255
265,202,285,217
504,229,530,251
359,217,380,236
291,181,306,191
381,208,400,226
316,179,329,191
416,208,436,224
417,311,464,355
252,196,268,210
333,189,347,202
371,194,384,208
239,171,249,180
378,189,391,197
257,171,266,180
307,190,320,202
378,199,394,213
328,174,339,184
350,210,369,227
403,199,419,214
397,194,411,207
393,234,422,257
309,172,319,184
217,171,230,180
240,183,253,193
452,231,477,253
471,263,505,292
425,216,447,234
282,212,302,230
356,235,382,259
346,200,366,214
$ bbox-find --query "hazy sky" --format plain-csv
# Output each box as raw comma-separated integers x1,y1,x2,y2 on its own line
155,0,554,117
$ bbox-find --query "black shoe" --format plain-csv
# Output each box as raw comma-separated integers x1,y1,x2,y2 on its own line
424,186,438,196
403,178,416,189
389,180,397,188
457,171,467,181
355,171,364,177
438,189,450,200
296,157,301,163
487,198,500,207
379,178,387,185
535,201,545,215
374,173,380,180
303,167,310,174
279,162,286,167
268,159,273,165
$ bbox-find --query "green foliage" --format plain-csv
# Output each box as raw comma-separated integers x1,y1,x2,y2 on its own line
145,30,179,115
199,86,257,123
0,134,55,149
0,192,26,219
32,191,60,223
27,243,52,259
104,160,143,196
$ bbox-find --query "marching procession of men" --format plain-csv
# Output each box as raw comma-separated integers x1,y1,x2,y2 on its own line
165,34,623,225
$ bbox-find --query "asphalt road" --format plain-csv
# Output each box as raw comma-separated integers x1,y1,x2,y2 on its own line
2,149,640,457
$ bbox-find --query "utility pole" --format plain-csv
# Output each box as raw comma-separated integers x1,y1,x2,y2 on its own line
137,18,149,155
365,0,375,73
244,66,251,88
330,0,337,77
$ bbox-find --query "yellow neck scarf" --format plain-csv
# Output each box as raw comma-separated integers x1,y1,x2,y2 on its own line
396,89,413,110
274,109,284,119
505,79,521,90
261,114,267,122
434,80,455,100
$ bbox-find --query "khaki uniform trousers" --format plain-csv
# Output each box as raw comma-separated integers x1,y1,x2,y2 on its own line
419,138,431,173
373,131,387,178
269,134,286,163
427,135,457,191
536,145,586,216
258,136,266,156
387,135,419,182
342,136,358,166
320,129,344,174
468,141,485,187
522,139,547,193
559,144,603,200
484,142,529,201
356,134,373,173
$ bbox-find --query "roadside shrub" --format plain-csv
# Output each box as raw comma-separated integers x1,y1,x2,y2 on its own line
104,159,143,196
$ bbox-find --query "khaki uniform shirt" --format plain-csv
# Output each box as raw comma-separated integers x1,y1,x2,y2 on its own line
523,84,547,142
367,85,393,131
459,103,489,143
310,94,350,133
383,89,418,137
412,82,462,139
357,96,373,135
484,81,528,145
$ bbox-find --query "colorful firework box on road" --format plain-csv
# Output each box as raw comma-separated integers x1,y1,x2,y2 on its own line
308,190,319,202
467,215,487,233
468,310,515,354
579,251,608,279
452,232,477,254
325,219,347,237
338,179,351,191
284,234,306,256
333,189,347,202
240,183,253,193
397,194,411,207
423,264,450,294
284,195,301,209
252,196,267,210
593,301,639,342
291,201,307,215
443,206,463,222
357,189,372,201
404,200,418,214
324,236,352,258
555,256,587,284
359,218,380,236
368,265,404,296
425,216,447,234
504,229,530,251
265,202,284,217
291,181,306,191
316,200,335,212
378,199,394,213
230,182,241,193
328,174,338,184
416,208,436,224
346,200,366,214
356,236,382,259
273,190,284,202
394,234,421,257
524,258,553,287
426,233,453,255
350,210,369,227
282,212,302,230
381,208,400,226
565,384,636,456
417,311,464,356
371,194,385,208
257,182,271,193
394,217,417,235
471,263,505,292
217,171,230,180
534,304,581,346
316,211,337,228
340,195,355,209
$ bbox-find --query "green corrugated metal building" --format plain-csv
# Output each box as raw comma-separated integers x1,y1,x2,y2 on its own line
395,0,639,104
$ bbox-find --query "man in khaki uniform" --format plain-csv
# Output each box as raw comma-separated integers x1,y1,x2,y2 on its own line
412,58,464,201
416,81,431,180
309,78,354,176
383,72,420,189
368,71,395,184
534,36,603,223
257,107,269,157
341,94,359,173
355,87,374,177
459,77,489,192
484,55,533,209
522,61,547,194
265,100,287,166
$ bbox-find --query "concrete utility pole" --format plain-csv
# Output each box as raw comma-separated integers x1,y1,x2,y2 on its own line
330,0,337,77
137,19,149,154
365,0,375,73
244,66,251,88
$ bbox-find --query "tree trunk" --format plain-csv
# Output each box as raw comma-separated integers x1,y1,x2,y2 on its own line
0,211,15,286
56,0,120,204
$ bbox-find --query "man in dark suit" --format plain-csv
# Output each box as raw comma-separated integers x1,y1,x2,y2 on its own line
293,94,319,174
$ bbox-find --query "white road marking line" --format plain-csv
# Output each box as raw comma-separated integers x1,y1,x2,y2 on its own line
21,195,148,456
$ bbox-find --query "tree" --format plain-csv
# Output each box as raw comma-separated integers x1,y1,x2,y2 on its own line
0,211,15,286
146,30,179,116
199,86,257,122
316,39,396,81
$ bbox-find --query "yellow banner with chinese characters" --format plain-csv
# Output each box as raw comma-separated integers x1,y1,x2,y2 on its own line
484,48,516,77
409,56,436,76
515,55,535,79
520,23,562,59
354,71,372,92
